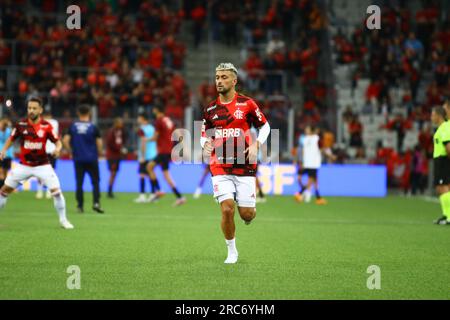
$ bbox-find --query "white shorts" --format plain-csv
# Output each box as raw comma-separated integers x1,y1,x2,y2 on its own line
211,175,256,207
5,163,61,190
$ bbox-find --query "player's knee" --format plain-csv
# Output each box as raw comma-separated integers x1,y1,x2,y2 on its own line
0,185,14,195
240,208,256,222
221,202,235,217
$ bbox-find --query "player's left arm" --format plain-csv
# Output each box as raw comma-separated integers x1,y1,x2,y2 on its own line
53,140,63,158
444,141,450,158
246,100,270,162
249,99,270,146
96,137,104,158
443,126,450,158
47,123,62,158
93,125,104,158
62,134,71,154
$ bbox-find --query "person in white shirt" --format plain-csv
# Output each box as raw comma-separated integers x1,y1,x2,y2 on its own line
294,125,327,205
36,112,59,199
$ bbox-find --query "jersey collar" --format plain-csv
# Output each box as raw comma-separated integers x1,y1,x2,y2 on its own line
27,117,42,126
218,92,237,105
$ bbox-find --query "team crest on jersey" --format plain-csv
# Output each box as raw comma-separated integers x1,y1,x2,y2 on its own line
37,129,45,138
234,109,244,120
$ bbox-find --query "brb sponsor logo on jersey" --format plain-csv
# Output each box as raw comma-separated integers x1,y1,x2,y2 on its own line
215,128,242,138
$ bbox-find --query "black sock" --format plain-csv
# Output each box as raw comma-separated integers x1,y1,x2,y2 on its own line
258,189,264,198
299,184,305,194
0,179,4,188
315,189,321,199
151,179,160,192
140,177,145,193
149,178,155,193
172,187,181,198
108,185,113,194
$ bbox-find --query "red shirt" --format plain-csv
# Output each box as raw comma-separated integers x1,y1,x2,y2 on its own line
10,118,58,167
106,127,126,160
202,93,268,177
155,116,175,155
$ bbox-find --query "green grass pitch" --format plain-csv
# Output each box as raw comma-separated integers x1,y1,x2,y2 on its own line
0,192,449,300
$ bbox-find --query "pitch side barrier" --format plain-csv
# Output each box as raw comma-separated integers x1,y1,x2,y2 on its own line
13,161,386,197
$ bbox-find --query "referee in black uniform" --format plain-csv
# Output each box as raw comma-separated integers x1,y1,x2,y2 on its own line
63,105,105,213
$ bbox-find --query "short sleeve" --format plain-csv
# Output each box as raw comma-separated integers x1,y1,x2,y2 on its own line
247,99,267,128
442,123,450,143
10,123,20,141
47,123,59,143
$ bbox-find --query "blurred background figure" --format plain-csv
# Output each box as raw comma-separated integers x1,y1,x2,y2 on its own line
105,118,127,199
135,113,158,203
0,118,13,189
63,105,104,214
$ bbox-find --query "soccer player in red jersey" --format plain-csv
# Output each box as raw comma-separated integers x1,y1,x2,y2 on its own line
201,63,271,264
147,106,186,206
0,97,74,229
105,118,127,198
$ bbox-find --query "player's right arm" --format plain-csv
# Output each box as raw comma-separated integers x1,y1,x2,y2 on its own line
200,118,213,157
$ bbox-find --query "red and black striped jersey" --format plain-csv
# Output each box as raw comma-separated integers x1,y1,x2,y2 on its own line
10,118,58,167
202,93,267,176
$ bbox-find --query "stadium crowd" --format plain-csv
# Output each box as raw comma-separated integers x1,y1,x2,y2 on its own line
191,0,330,141
334,1,449,192
1,0,190,124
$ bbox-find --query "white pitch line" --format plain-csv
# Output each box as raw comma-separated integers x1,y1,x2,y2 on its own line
418,196,440,204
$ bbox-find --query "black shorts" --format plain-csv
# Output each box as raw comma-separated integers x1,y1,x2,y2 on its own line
302,168,318,179
154,153,171,171
138,160,149,175
107,159,121,171
0,158,12,170
434,157,450,186
47,155,57,168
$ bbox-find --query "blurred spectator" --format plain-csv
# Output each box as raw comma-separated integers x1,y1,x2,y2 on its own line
191,2,206,49
383,114,412,152
410,145,428,195
266,33,285,55
244,50,264,92
348,115,363,148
